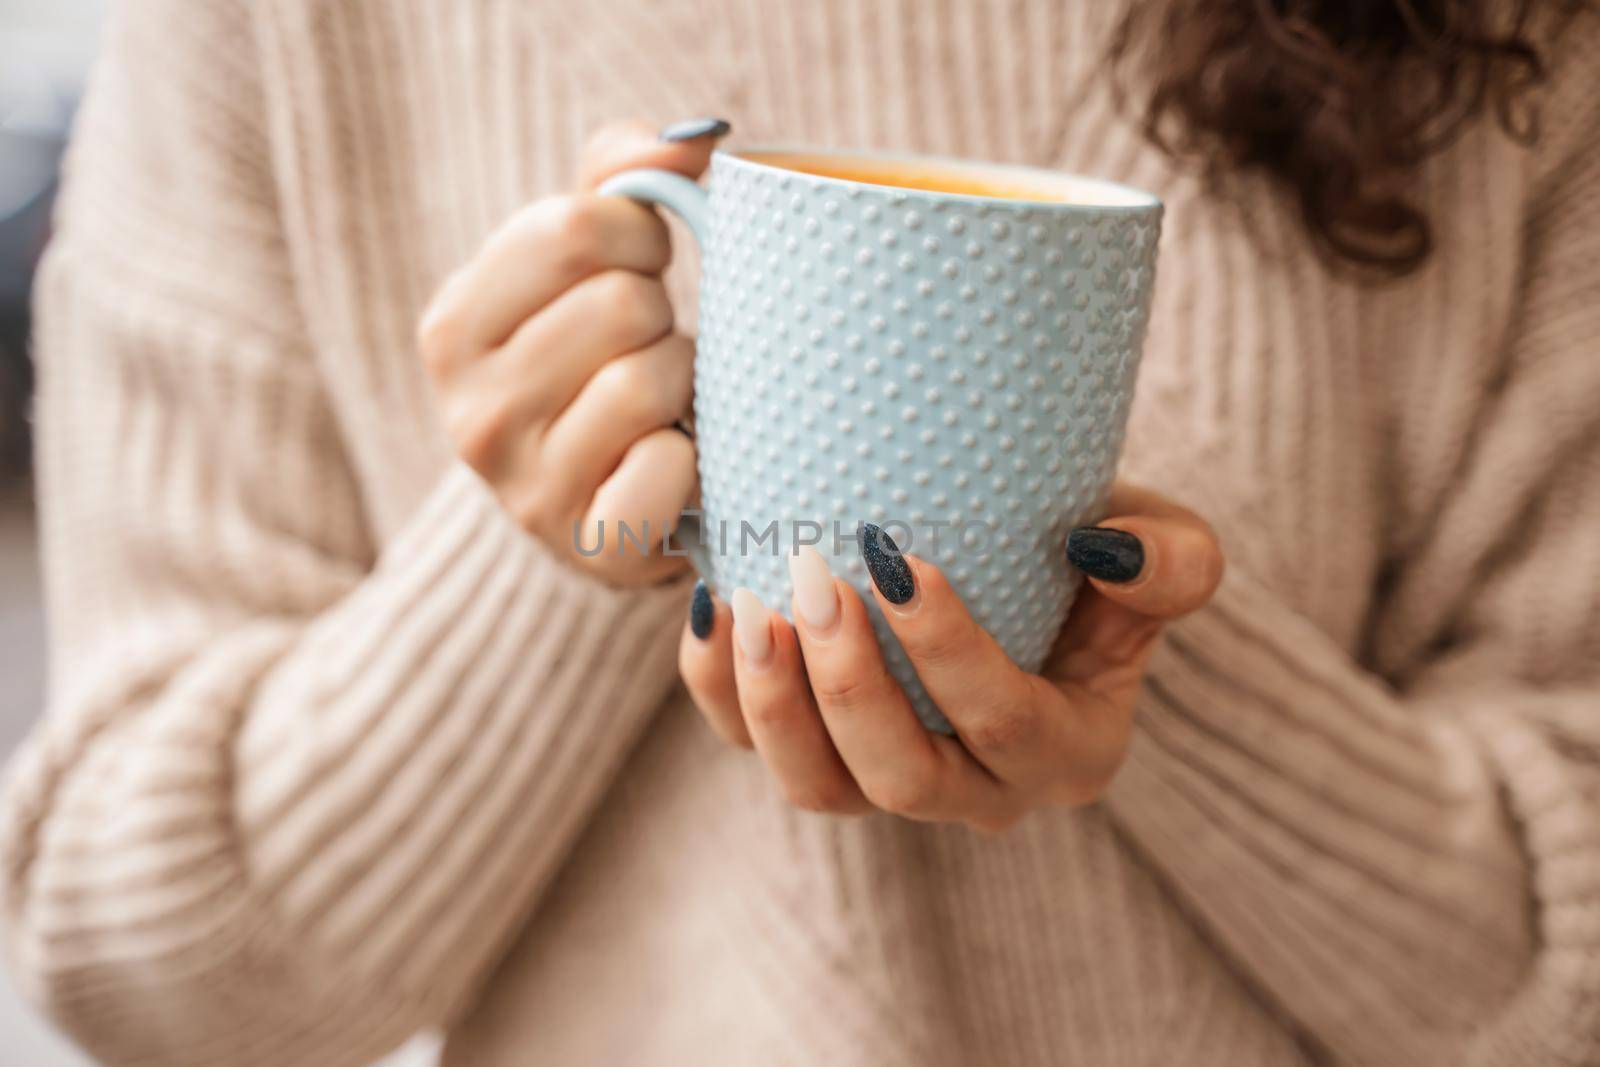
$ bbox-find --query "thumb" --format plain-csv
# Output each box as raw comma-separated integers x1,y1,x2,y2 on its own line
1065,510,1224,620
1042,507,1223,693
578,116,730,190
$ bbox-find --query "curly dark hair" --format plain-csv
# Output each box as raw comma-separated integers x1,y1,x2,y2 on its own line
1109,0,1580,276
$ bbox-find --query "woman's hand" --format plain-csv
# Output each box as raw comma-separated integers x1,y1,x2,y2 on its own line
679,483,1224,830
418,119,725,586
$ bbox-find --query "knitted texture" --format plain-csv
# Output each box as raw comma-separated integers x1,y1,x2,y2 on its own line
3,2,1597,1065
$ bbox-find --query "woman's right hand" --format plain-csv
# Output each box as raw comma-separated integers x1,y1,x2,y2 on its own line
418,119,724,586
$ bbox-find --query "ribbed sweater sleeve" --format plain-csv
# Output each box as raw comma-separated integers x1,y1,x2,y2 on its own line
1108,81,1600,1067
0,5,686,1065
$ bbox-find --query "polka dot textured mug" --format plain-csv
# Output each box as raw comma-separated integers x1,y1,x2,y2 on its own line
601,148,1162,733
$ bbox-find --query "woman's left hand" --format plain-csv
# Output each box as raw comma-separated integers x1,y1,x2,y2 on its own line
678,483,1225,831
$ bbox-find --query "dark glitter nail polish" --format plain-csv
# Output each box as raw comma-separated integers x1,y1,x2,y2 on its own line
859,522,915,605
690,579,715,639
659,117,732,143
1066,527,1145,583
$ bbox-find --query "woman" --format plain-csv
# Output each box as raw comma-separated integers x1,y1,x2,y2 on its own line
4,1,1596,1064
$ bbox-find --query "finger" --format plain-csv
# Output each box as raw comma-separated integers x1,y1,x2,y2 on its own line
855,532,1127,797
1043,484,1223,724
538,332,693,508
1065,506,1224,620
1043,587,1167,712
431,195,672,361
579,117,724,190
1103,481,1201,522
571,427,697,585
786,550,1012,825
679,582,750,748
434,270,675,478
488,268,676,417
728,589,870,815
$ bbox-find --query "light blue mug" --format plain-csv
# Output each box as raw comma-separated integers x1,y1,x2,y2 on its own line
602,147,1162,733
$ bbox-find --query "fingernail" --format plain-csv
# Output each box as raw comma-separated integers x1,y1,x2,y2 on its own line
731,587,774,667
787,546,840,634
1066,527,1145,583
659,117,732,143
858,522,915,605
689,579,715,640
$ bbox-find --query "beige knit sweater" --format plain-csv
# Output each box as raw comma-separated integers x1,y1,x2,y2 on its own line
4,1,1598,1065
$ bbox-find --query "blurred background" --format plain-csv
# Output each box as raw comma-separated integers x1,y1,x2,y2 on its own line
0,2,439,1063
0,0,101,1057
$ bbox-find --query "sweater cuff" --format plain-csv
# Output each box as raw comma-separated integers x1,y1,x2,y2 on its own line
1105,568,1535,1058
235,461,690,1005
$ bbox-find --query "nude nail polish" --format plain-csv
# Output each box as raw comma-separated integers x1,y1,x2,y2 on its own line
730,587,774,666
787,546,840,633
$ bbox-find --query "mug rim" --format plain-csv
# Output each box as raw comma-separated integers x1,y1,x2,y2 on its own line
716,143,1162,214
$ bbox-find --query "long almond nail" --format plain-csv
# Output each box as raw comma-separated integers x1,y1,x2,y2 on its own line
731,588,774,668
689,580,715,640
859,522,915,605
788,546,840,634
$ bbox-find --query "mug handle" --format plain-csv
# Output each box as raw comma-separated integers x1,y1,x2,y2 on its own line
597,168,715,582
598,167,711,243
